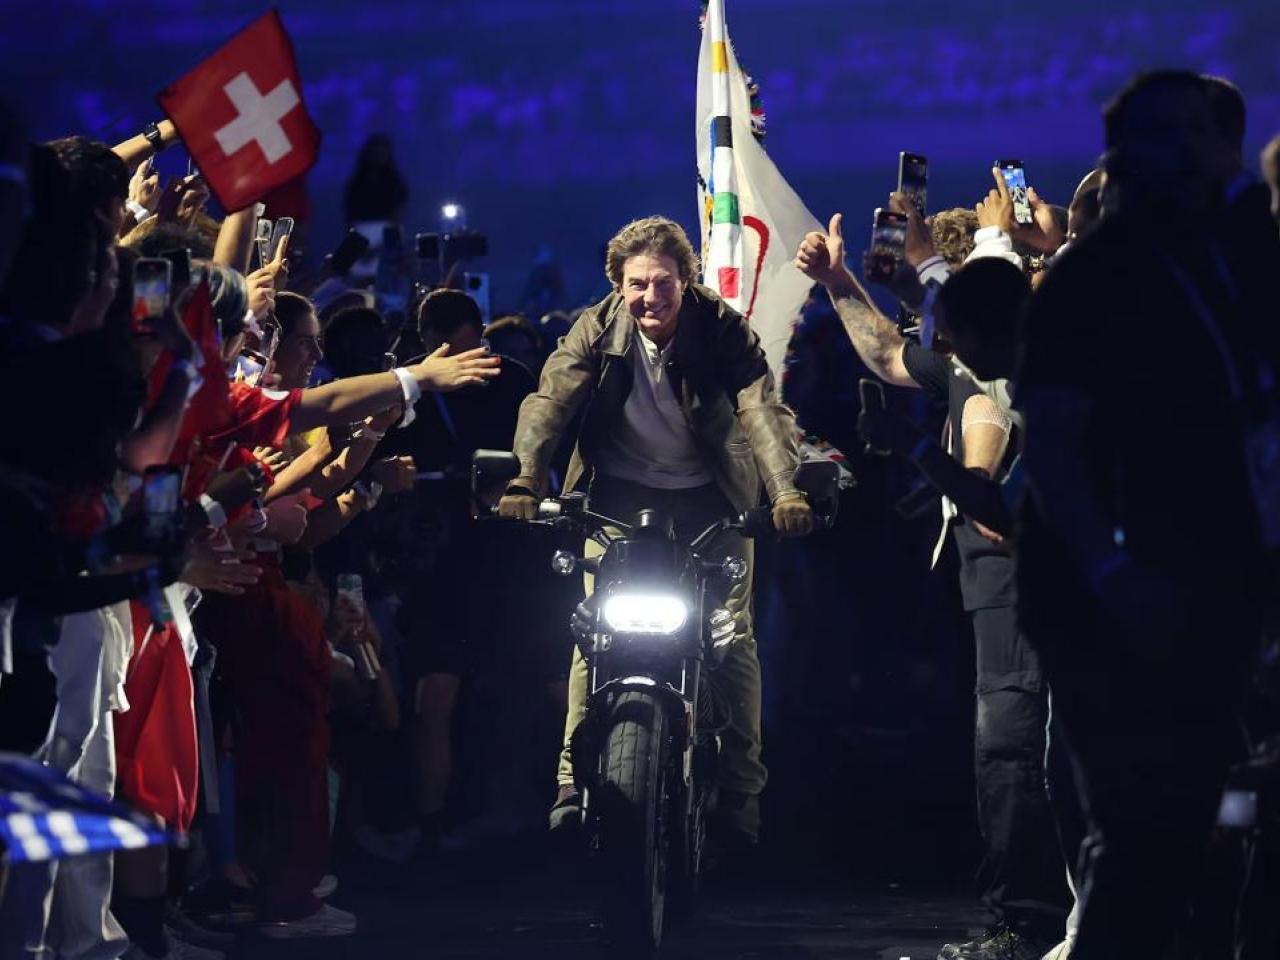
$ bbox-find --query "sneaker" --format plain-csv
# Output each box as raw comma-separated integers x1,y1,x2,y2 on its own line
257,903,357,940
164,914,236,950
939,929,999,960
313,874,339,899
549,785,581,832
938,926,1045,960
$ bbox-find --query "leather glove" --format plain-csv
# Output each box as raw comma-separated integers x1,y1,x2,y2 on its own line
497,488,539,520
772,493,814,537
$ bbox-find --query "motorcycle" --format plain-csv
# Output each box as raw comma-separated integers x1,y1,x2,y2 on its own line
472,451,840,957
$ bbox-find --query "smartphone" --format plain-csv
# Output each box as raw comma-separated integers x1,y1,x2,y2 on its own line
248,320,280,387
254,218,274,269
131,258,172,337
329,228,370,275
858,377,885,413
897,151,928,216
159,248,191,293
269,217,294,262
865,208,908,283
996,160,1033,225
143,465,184,542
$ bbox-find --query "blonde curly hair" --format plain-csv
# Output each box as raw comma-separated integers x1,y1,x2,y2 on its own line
604,216,701,289
928,207,979,267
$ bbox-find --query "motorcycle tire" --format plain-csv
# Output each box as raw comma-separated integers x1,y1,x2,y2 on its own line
595,690,670,958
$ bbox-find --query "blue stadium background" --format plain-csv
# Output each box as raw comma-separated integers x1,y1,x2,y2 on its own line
7,0,1279,308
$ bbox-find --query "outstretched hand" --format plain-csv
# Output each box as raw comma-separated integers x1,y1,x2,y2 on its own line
411,343,501,392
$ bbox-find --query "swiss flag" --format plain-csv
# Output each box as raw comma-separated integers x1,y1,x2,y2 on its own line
158,10,320,212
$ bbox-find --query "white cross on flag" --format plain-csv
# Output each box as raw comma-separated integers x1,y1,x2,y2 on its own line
159,10,320,212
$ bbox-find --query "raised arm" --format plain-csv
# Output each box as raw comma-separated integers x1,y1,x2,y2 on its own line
213,206,260,274
794,214,915,387
112,119,180,172
290,346,500,433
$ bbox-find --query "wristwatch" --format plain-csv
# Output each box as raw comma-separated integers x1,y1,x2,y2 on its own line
143,122,166,153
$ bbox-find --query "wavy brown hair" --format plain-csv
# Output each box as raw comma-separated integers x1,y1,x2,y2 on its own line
604,216,700,289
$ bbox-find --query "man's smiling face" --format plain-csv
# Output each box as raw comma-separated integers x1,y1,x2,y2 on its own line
620,252,685,347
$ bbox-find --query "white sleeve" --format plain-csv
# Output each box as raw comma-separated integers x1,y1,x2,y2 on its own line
966,227,1023,268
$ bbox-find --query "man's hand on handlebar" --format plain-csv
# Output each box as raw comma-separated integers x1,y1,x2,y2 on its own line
772,493,815,537
497,480,540,521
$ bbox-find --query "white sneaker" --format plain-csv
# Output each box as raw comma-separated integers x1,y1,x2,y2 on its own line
313,873,339,899
258,903,357,939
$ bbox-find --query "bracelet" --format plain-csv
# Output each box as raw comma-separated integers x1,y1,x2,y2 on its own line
126,199,150,223
352,426,386,444
390,367,421,428
143,122,165,153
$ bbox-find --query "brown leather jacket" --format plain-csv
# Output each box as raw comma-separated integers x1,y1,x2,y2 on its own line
511,283,799,512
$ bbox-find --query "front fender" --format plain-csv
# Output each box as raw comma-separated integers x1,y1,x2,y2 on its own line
569,677,689,793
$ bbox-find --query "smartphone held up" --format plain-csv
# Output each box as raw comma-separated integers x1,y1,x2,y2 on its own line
996,160,1034,225
131,258,172,337
142,465,184,544
865,208,908,283
897,151,928,217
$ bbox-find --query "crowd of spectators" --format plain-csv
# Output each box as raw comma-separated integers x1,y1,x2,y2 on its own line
0,62,1278,960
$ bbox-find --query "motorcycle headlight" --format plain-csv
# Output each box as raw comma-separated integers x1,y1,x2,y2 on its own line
602,594,689,636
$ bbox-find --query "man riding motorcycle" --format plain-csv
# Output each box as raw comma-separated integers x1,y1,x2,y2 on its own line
497,215,813,846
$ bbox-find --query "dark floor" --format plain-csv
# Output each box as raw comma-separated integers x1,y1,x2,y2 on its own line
230,843,986,960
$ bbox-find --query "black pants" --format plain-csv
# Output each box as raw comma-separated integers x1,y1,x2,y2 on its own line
1045,625,1248,960
971,604,1068,942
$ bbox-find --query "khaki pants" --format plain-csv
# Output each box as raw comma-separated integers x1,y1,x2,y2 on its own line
556,477,766,820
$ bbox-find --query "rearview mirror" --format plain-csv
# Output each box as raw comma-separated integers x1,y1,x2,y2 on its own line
793,459,840,500
472,449,520,496
793,459,841,529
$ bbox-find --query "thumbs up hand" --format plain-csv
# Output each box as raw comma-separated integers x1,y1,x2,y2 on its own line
793,213,854,290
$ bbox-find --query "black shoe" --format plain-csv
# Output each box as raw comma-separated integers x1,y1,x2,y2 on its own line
548,785,581,832
938,926,1045,960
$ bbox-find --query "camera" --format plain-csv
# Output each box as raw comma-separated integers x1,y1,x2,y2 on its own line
415,230,489,265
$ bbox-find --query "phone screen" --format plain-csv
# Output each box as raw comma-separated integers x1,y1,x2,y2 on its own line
269,217,294,261
866,208,907,281
255,218,274,269
132,259,171,336
143,467,183,541
898,152,928,216
997,161,1033,225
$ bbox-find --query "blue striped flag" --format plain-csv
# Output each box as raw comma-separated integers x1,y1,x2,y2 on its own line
0,754,174,863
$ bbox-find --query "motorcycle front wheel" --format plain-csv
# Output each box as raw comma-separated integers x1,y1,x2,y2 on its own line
594,689,670,958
